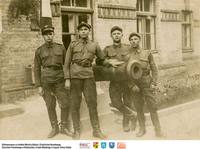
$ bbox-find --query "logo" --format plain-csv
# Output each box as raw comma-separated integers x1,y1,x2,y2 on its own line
79,142,90,149
93,142,99,149
117,142,126,149
101,142,106,149
109,142,115,149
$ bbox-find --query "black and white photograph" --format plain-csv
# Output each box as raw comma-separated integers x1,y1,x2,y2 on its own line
1,0,200,143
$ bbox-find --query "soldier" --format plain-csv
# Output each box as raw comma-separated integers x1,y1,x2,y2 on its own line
34,25,73,138
128,32,163,137
64,22,107,139
103,26,136,132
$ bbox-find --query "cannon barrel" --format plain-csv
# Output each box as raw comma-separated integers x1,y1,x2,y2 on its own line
93,60,143,81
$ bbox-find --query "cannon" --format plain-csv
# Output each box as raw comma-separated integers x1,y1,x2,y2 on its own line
93,59,143,82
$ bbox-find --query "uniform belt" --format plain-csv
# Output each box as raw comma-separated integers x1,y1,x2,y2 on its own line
43,66,63,70
73,61,92,67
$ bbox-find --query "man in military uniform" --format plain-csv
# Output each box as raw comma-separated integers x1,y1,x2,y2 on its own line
34,25,73,138
64,22,107,139
128,32,163,137
103,26,136,132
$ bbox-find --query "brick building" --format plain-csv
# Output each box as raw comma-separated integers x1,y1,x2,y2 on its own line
0,0,200,107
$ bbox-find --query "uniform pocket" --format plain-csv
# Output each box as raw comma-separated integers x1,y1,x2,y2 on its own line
53,50,63,64
121,51,130,62
107,50,117,58
72,47,82,61
83,48,95,60
41,50,49,59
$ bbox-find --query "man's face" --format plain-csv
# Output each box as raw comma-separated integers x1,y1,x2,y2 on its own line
43,31,54,43
111,30,123,43
129,36,140,48
78,26,90,39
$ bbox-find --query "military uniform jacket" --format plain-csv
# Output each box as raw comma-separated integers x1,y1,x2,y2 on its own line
129,47,158,86
103,43,130,62
34,42,66,87
64,38,105,79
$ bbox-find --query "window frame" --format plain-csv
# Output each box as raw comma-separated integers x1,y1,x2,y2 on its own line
136,0,157,51
61,0,94,49
182,10,193,52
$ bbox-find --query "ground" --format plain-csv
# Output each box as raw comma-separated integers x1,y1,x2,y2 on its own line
1,95,200,140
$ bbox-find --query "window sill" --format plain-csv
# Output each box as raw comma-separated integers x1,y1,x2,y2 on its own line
182,48,193,53
136,11,156,17
151,49,158,54
61,6,94,13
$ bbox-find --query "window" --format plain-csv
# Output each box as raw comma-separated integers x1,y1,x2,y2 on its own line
61,0,93,48
137,0,155,12
61,0,90,8
137,16,156,50
62,13,92,48
182,11,192,51
136,0,156,50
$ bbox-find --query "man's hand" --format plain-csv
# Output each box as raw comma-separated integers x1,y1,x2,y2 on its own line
38,87,44,96
132,85,140,92
65,79,71,89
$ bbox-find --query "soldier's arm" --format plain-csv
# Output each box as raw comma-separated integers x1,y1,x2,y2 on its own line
62,44,67,64
34,50,42,87
95,43,108,66
149,53,158,85
63,44,72,79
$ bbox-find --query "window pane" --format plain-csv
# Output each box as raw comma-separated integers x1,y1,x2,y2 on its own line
137,16,156,50
78,14,88,24
62,14,75,33
144,0,150,11
62,35,71,49
76,0,87,7
62,15,69,32
61,0,71,6
186,25,191,48
146,19,150,33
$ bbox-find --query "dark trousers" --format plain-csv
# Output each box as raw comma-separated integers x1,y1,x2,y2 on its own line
42,81,71,127
70,78,101,132
132,87,161,131
109,81,134,115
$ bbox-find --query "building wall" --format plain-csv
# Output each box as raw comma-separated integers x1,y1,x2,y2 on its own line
97,0,136,6
0,0,62,102
159,0,185,66
182,0,200,74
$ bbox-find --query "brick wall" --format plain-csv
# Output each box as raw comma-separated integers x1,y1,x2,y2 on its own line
0,0,62,103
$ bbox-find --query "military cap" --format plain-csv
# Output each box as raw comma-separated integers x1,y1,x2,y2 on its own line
41,25,54,35
129,32,141,40
77,22,91,30
110,26,123,34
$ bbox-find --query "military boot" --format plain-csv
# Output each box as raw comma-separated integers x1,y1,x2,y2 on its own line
60,122,74,137
47,122,59,138
60,108,74,137
155,127,164,138
136,113,146,137
136,127,146,137
150,111,163,137
123,115,130,132
93,129,107,139
130,115,137,131
72,129,81,140
89,107,107,139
